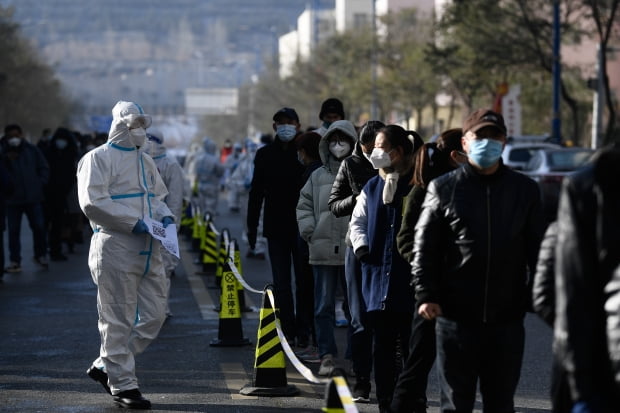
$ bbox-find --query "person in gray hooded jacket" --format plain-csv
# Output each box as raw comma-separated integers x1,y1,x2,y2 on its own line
296,119,356,376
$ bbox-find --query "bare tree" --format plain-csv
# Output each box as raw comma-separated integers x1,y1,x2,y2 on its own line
581,0,620,144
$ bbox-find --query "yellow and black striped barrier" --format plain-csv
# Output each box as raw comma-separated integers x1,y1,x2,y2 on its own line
200,213,218,274
190,205,202,253
239,287,299,397
214,228,230,288
180,200,194,239
322,375,357,413
231,238,252,312
209,249,251,347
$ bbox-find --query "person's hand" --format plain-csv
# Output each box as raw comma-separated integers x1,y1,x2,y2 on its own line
247,231,257,250
418,302,442,320
571,397,603,413
161,216,174,228
132,219,149,234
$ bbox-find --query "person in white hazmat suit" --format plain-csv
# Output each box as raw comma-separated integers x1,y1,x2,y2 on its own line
192,137,224,216
228,140,266,258
77,101,174,410
143,128,185,316
224,142,243,212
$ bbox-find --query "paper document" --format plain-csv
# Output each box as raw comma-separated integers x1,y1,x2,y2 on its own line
143,217,180,258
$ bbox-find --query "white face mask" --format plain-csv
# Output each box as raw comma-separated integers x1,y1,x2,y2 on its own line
328,141,351,159
8,137,21,147
369,147,393,169
129,127,147,147
55,139,68,150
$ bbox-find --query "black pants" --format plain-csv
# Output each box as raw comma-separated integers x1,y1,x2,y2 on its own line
435,317,525,413
367,310,412,409
267,236,302,342
391,303,436,413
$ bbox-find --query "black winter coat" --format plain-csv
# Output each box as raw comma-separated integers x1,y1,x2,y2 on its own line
247,136,304,240
328,141,377,218
554,145,620,406
532,221,557,327
412,162,544,323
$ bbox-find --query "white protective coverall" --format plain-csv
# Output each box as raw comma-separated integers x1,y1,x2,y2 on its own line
192,137,224,216
228,140,266,255
77,101,174,394
224,142,243,211
144,128,185,314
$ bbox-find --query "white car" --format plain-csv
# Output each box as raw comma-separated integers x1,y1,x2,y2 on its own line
502,137,562,170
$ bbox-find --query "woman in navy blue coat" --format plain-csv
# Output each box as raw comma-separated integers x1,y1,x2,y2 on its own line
349,125,422,412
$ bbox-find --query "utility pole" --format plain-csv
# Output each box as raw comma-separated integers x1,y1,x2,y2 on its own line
551,0,562,143
591,43,604,149
370,0,378,120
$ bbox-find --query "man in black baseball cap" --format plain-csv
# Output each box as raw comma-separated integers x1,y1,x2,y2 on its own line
247,106,305,345
273,107,299,123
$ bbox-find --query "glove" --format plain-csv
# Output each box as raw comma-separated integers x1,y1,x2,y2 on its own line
247,231,257,250
354,246,370,263
132,219,149,234
572,397,603,413
161,216,174,228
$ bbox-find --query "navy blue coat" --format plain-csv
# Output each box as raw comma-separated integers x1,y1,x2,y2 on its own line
349,170,415,314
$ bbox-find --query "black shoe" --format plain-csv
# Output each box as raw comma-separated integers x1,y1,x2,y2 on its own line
87,365,111,394
113,389,151,409
50,253,68,262
351,378,371,403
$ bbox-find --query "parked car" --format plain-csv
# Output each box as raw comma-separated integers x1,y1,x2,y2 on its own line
523,147,594,221
502,137,562,170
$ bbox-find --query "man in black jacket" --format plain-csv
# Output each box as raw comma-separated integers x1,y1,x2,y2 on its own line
247,107,305,343
411,109,544,413
553,144,620,413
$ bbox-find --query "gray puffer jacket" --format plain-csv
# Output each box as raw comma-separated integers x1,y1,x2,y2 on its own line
296,120,357,265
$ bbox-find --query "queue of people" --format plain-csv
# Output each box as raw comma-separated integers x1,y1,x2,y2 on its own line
245,100,620,413
3,97,618,413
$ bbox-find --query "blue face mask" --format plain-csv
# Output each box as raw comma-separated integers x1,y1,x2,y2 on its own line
276,124,297,142
467,139,503,169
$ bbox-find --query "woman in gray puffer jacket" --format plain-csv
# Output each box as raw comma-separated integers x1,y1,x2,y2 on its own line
296,119,357,376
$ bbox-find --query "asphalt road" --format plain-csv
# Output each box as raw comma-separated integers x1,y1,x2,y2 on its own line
0,197,554,412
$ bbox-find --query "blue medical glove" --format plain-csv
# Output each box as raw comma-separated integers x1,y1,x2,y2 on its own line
572,397,603,413
132,219,149,234
161,216,174,228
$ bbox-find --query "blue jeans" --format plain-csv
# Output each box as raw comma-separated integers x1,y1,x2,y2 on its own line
345,246,372,378
435,317,525,413
267,236,301,342
313,265,342,358
7,203,47,263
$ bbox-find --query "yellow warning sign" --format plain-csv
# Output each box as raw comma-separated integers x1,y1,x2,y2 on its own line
220,271,240,319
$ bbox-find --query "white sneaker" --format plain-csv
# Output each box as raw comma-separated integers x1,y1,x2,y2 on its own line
318,354,335,376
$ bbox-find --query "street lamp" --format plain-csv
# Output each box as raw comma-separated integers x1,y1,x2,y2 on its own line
370,0,378,120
